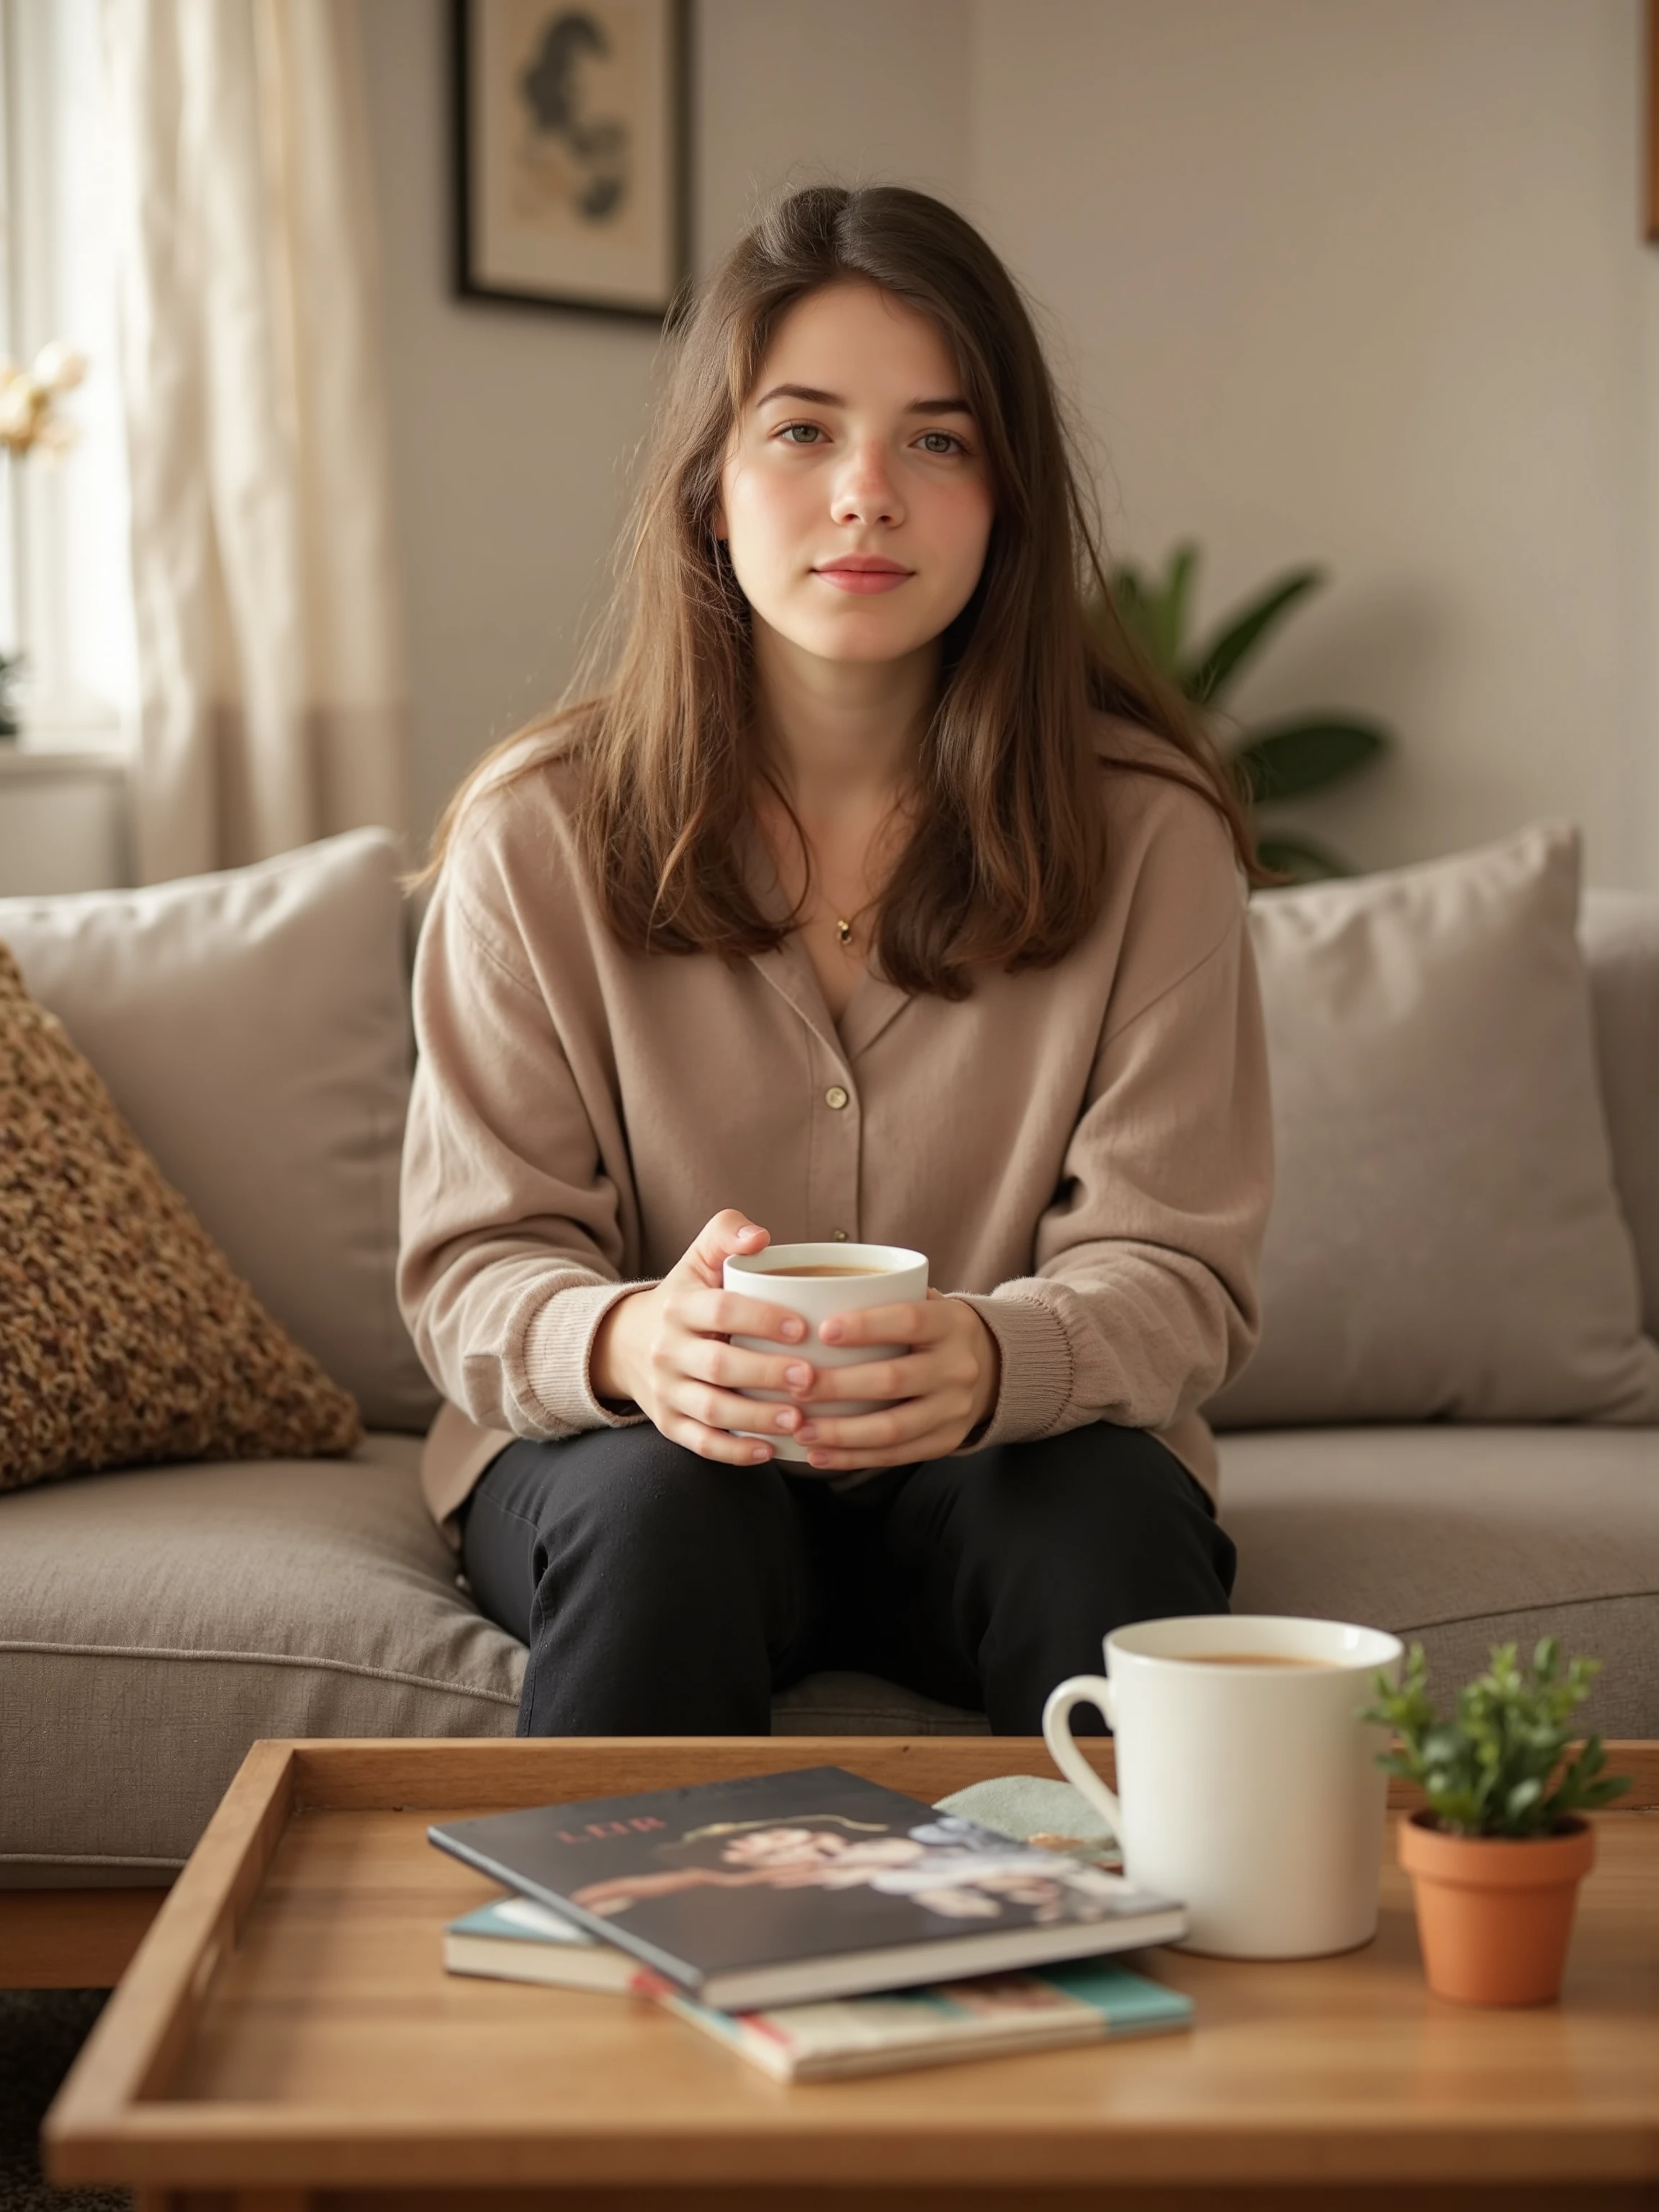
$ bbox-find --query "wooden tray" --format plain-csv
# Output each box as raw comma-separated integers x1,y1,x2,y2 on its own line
43,1737,1659,2211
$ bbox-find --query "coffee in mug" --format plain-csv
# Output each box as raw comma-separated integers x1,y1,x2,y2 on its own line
722,1241,928,1460
767,1264,887,1277
1043,1614,1403,1959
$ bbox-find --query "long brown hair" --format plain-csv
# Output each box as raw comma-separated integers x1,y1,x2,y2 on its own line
421,184,1256,998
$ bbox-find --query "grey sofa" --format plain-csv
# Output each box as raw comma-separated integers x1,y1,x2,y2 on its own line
3,826,1655,1925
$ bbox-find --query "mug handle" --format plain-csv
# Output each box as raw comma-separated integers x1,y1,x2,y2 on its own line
1041,1675,1123,1840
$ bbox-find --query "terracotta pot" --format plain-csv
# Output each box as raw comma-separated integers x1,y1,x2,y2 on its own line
1398,1809,1595,2006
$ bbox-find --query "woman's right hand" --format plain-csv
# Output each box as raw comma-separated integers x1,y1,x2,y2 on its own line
589,1210,822,1466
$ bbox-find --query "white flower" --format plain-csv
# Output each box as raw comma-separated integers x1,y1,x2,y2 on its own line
32,341,86,393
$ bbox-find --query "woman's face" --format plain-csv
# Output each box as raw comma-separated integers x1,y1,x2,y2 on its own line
720,1827,837,1866
714,282,995,671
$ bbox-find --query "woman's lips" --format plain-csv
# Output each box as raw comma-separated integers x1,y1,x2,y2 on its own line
813,566,912,594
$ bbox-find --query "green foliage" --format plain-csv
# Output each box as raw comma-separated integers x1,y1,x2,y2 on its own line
1230,715,1388,806
1361,1640,1633,1840
0,651,20,739
1181,567,1324,709
1089,540,1393,881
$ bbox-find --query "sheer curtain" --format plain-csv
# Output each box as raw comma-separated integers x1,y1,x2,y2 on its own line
102,0,408,882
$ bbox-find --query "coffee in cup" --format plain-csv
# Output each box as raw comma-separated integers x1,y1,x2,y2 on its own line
722,1241,927,1460
1043,1614,1403,1959
766,1264,886,1277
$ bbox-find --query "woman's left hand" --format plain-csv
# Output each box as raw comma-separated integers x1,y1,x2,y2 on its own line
787,1289,1002,1473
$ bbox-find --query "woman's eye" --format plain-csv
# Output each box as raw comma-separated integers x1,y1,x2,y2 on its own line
918,431,965,456
779,422,824,445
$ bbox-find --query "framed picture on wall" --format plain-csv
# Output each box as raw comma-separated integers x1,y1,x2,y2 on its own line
452,0,690,320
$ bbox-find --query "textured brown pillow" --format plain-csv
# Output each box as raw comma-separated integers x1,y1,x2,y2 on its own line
0,940,361,1491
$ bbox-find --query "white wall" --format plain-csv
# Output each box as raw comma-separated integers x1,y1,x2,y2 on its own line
0,754,129,894
359,0,652,850
967,0,1657,889
358,0,1658,888
357,0,968,849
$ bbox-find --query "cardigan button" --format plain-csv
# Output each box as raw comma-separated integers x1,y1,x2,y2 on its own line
824,1084,850,1110
832,1228,849,1241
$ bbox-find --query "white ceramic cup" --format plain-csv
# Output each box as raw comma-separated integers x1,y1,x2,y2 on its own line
722,1241,928,1462
1042,1614,1403,1959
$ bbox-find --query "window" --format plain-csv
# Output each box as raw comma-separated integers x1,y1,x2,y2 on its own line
0,0,135,747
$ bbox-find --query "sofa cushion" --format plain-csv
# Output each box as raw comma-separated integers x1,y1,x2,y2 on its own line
0,1436,990,1876
6,1424,1653,1879
0,942,361,1491
1581,889,1659,1337
1219,1426,1659,1738
771,1672,989,1737
0,829,439,1434
1208,822,1659,1430
0,1436,520,1875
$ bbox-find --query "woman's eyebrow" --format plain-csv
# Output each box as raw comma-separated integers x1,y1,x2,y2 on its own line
753,382,974,416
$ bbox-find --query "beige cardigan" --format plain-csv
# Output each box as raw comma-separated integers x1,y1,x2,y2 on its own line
397,718,1273,1535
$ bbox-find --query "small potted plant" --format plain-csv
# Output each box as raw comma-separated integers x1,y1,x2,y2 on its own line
1362,1640,1631,2006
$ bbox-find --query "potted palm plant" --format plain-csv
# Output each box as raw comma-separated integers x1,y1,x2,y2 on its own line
1362,1640,1631,2006
1090,539,1393,880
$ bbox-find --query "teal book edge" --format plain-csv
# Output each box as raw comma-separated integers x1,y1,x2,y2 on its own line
1035,1957,1194,2031
650,1953,1193,2080
448,1897,593,1946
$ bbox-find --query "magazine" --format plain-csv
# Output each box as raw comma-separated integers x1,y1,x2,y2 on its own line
428,1764,1185,2011
645,1956,1194,2081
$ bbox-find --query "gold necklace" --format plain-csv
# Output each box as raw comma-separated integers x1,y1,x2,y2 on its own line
833,896,876,947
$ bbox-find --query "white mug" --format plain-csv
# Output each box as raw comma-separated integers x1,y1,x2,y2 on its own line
1043,1614,1403,1959
723,1241,927,1462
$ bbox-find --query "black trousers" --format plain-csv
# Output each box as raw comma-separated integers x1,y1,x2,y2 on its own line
459,1421,1236,1737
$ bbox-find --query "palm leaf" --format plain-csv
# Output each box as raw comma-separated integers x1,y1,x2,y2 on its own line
1228,715,1389,805
1148,541,1200,677
1104,562,1160,665
1182,566,1326,706
1254,830,1353,883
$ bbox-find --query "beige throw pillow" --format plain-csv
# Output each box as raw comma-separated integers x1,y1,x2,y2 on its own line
0,942,361,1491
1206,822,1659,1430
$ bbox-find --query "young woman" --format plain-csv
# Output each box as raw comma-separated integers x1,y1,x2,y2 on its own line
398,184,1272,1738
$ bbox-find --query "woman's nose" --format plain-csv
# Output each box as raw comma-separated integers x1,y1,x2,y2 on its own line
832,441,904,527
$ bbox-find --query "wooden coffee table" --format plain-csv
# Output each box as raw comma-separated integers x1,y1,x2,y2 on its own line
43,1737,1659,2211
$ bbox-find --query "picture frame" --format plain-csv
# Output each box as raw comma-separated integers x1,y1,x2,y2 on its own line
452,0,690,320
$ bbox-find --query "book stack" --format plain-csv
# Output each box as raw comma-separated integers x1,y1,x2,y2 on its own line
430,1764,1192,2081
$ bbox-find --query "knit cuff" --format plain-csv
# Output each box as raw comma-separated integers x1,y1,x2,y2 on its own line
948,1290,1076,1451
514,1279,657,1436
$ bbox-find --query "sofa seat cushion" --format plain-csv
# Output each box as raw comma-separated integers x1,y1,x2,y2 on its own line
0,1434,521,1876
1220,1427,1659,1737
771,1671,989,1736
0,1434,989,1878
9,1425,1651,1881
